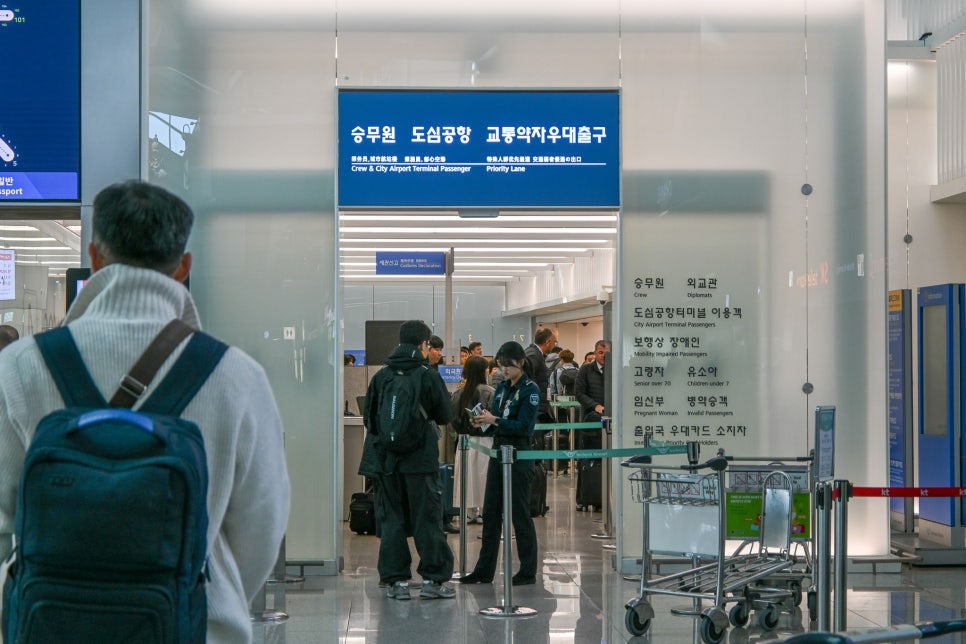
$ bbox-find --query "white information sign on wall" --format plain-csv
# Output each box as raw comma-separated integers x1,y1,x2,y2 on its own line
621,215,760,455
0,250,15,301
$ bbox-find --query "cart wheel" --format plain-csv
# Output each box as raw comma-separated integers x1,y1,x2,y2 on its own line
624,606,651,636
700,615,726,644
789,580,803,606
729,602,750,627
806,589,817,621
758,604,780,630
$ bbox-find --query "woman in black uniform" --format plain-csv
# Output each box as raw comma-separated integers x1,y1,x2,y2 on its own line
457,341,539,586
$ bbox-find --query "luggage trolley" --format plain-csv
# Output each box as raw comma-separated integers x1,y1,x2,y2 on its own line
725,461,813,611
622,455,798,643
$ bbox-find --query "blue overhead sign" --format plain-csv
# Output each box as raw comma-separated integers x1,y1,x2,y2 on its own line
376,252,447,275
0,0,81,201
337,89,620,209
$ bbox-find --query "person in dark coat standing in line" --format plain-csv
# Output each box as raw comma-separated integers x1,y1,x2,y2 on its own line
574,339,611,449
362,320,456,601
457,341,540,587
524,327,556,424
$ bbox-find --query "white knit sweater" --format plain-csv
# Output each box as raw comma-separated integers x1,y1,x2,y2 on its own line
0,264,290,643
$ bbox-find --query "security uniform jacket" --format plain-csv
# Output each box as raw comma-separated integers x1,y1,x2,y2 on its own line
489,374,540,450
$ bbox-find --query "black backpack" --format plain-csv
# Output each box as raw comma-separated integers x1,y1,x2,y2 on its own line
376,366,429,454
558,368,579,396
3,321,227,644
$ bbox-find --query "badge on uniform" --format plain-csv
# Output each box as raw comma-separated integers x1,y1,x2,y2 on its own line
530,393,540,406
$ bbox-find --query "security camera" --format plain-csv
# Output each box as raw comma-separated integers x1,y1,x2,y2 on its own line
580,322,589,327
597,290,611,306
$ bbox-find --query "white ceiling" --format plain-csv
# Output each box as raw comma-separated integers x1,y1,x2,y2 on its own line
2,210,615,285
1,220,81,279
338,210,617,284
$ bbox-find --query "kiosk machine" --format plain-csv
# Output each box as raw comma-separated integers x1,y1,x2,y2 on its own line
917,283,966,551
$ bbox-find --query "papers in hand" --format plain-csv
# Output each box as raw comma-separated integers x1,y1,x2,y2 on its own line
467,402,493,432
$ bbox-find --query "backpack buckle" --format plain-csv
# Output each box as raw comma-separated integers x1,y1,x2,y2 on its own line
118,374,147,400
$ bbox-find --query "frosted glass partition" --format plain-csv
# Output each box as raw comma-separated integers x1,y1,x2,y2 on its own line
617,1,888,563
147,2,340,566
146,0,888,573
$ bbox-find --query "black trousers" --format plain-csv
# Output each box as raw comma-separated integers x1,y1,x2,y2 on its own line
375,471,454,584
471,457,538,579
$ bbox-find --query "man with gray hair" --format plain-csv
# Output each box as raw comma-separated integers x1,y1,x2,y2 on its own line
0,180,290,643
0,325,18,351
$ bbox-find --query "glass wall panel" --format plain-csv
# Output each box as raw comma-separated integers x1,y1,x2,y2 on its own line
148,1,339,564
618,1,887,561
148,0,889,572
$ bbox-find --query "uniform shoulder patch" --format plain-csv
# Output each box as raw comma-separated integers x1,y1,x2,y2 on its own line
529,393,540,406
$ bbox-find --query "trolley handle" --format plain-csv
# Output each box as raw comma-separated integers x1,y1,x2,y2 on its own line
721,455,813,463
681,455,728,473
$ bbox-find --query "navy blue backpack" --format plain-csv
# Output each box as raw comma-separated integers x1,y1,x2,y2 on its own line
2,320,227,644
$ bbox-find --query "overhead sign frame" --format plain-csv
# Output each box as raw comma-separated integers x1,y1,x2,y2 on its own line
336,88,620,209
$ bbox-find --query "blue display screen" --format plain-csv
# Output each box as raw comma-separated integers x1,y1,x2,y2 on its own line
338,89,620,208
0,0,80,201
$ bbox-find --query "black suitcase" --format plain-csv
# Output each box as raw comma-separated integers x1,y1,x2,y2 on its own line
530,461,549,517
576,459,602,511
349,491,376,535
440,463,457,518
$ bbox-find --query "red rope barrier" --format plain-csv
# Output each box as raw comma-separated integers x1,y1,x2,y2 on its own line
840,486,966,498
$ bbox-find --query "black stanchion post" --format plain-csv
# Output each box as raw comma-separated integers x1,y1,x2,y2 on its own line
480,445,537,618
453,434,470,579
833,479,851,632
814,481,832,631
592,417,614,542
550,397,559,476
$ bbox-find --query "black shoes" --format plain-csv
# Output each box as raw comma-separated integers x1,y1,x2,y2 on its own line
443,522,460,534
511,574,536,586
456,573,492,584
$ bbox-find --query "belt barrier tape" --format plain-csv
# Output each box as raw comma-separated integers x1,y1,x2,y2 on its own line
833,486,966,500
463,439,689,461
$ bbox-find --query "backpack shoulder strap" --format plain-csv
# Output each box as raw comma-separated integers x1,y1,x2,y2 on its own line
138,330,229,416
409,365,430,420
35,327,107,408
109,320,195,408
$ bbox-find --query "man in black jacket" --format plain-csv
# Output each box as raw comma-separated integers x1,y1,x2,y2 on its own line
362,320,455,600
575,340,611,448
525,327,557,423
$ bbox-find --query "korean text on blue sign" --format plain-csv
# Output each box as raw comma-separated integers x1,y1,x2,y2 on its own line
376,252,447,276
338,90,620,208
438,366,463,384
0,0,80,201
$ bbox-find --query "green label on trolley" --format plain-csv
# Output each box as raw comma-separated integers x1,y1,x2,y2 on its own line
725,492,811,539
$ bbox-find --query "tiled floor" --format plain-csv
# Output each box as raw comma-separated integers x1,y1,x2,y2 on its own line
253,474,966,643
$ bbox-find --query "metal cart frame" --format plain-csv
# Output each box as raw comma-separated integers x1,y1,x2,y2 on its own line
622,457,798,643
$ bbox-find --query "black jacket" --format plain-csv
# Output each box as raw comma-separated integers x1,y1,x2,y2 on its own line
361,343,453,474
575,360,606,417
524,343,550,417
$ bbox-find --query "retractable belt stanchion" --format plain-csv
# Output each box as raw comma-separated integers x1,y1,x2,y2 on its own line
250,537,290,623
814,480,833,631
833,480,851,632
480,445,537,618
786,482,966,643
452,434,470,579
592,417,614,542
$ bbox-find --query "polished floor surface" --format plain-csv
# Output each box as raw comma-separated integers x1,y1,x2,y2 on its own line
253,474,966,643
